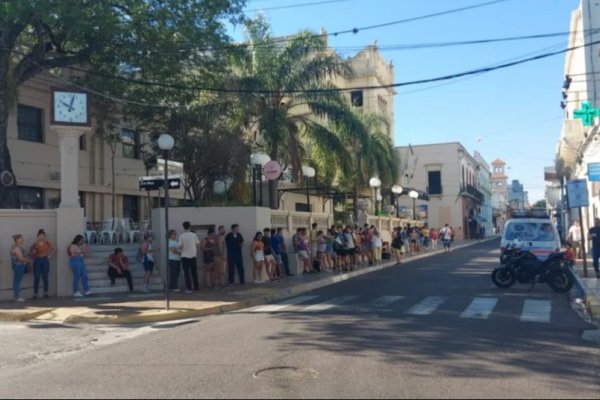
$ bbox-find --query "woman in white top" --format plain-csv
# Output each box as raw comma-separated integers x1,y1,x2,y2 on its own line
372,228,383,265
168,230,181,292
251,232,266,284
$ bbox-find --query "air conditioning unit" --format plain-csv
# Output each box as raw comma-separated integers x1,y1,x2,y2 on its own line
49,171,60,181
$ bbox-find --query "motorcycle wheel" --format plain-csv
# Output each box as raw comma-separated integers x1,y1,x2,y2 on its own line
547,270,574,293
491,267,516,289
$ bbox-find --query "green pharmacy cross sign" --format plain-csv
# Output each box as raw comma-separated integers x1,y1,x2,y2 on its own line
574,101,600,127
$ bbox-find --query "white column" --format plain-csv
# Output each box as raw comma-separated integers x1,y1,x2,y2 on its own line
52,126,89,208
51,126,90,296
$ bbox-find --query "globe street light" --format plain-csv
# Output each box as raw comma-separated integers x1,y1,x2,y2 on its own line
302,165,316,212
391,184,403,218
409,189,419,221
158,133,174,311
369,177,382,215
250,152,270,206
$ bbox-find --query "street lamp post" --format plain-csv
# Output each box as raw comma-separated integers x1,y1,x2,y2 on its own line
391,185,403,218
302,165,316,212
250,152,270,206
409,190,419,221
369,177,382,215
158,133,174,311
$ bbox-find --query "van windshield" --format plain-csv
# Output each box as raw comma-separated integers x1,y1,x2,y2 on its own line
504,222,556,242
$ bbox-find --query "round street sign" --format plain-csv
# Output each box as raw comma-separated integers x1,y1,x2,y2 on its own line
263,160,282,180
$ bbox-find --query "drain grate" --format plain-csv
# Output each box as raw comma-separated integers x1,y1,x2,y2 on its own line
253,366,318,380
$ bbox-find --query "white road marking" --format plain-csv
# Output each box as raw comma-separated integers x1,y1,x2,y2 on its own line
301,296,358,312
405,296,447,315
369,296,405,308
460,297,498,319
520,299,551,323
250,295,319,313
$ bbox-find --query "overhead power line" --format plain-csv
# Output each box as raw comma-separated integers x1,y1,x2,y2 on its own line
245,0,356,12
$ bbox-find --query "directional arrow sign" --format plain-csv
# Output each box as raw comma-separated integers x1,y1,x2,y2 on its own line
139,176,181,191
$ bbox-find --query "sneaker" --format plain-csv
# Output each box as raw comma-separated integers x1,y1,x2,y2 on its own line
143,286,151,294
15,297,25,303
185,290,192,294
73,292,84,298
110,282,116,287
84,290,93,296
172,289,181,293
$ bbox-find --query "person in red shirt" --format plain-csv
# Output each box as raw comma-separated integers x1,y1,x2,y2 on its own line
108,248,133,291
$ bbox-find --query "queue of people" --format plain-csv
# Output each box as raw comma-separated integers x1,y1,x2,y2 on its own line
7,222,457,302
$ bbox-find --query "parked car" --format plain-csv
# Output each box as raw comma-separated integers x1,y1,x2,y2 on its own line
500,210,561,261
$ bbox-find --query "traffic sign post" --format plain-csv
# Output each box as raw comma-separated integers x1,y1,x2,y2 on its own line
139,176,181,191
567,179,589,277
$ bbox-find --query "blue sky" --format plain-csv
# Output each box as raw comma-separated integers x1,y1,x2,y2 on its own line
239,0,581,202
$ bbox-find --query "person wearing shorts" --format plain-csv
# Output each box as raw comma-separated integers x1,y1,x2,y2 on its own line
251,232,266,283
140,233,157,293
213,225,227,288
440,224,452,253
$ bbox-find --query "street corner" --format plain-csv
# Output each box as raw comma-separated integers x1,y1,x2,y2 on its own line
63,307,199,325
0,307,54,322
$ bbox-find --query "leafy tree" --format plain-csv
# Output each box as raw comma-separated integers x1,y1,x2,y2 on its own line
0,0,245,208
532,199,547,209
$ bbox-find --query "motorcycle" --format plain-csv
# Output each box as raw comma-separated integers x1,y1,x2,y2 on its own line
492,243,574,293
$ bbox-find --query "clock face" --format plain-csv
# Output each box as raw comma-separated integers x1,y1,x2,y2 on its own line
53,91,88,125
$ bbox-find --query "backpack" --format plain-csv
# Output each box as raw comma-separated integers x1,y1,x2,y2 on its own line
136,244,145,263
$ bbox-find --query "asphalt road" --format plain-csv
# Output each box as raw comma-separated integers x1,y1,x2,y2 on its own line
1,240,599,399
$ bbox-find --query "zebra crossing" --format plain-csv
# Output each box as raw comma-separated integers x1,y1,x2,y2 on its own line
248,294,555,323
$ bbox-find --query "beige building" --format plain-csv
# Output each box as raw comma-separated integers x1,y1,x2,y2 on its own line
395,142,487,240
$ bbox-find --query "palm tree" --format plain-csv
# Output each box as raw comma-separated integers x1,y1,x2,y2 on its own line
336,113,400,222
232,17,361,209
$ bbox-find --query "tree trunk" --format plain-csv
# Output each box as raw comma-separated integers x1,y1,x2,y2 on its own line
0,74,21,208
269,142,279,210
111,152,116,217
353,182,359,224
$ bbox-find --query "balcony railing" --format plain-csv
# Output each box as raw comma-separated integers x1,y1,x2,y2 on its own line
461,184,484,202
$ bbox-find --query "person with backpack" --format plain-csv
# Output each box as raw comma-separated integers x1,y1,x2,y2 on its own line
440,224,453,253
30,229,55,299
391,227,404,265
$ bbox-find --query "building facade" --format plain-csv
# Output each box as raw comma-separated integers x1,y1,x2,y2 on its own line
491,158,509,233
395,142,488,240
474,151,494,237
507,179,528,210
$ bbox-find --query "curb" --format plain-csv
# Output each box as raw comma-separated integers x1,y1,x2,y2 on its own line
569,267,600,324
0,308,55,322
28,237,497,325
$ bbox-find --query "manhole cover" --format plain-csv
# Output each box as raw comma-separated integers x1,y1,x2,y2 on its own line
253,366,318,380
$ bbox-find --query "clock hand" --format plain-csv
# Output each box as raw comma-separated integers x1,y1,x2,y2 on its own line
61,101,74,112
69,95,75,109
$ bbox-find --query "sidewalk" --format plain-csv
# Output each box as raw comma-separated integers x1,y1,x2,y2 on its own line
0,238,498,325
571,263,600,323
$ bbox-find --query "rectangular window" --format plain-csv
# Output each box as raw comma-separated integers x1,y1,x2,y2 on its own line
79,133,86,151
350,90,363,107
19,186,44,209
122,129,140,159
17,105,43,143
428,171,442,195
295,203,311,213
123,195,139,221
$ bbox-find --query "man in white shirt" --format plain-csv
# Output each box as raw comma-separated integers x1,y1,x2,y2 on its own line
568,219,582,259
178,221,200,293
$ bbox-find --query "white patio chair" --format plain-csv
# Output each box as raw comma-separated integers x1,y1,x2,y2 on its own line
122,218,141,243
99,218,119,245
83,218,98,245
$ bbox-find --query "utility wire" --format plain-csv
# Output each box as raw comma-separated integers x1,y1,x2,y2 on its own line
246,0,356,12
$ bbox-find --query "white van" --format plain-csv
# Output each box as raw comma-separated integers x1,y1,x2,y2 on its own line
501,211,561,261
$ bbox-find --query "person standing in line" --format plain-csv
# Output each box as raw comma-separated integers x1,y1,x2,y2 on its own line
168,229,182,292
179,221,200,293
213,225,227,288
568,219,582,259
107,248,134,292
226,224,245,285
440,224,452,253
276,227,293,276
391,227,404,265
309,222,318,267
10,234,31,302
200,228,216,288
251,232,266,284
316,230,330,272
429,228,438,251
262,228,276,280
588,218,600,279
140,233,158,293
68,234,92,298
269,228,284,279
372,227,383,265
30,229,55,299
